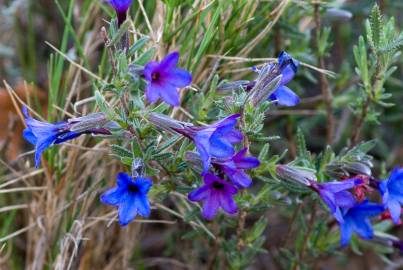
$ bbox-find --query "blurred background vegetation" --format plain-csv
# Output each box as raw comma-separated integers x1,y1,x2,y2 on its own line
0,0,402,269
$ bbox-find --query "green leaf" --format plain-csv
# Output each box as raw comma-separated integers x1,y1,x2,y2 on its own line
111,144,133,158
127,36,150,57
368,4,383,51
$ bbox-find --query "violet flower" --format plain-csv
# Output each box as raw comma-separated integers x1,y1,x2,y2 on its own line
188,173,238,220
23,107,114,167
267,51,300,106
218,51,300,107
338,200,384,246
107,0,133,26
213,148,260,188
310,178,362,223
175,114,243,173
144,52,192,106
378,167,403,224
101,172,152,226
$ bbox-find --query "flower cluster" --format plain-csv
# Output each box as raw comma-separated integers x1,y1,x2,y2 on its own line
277,164,403,247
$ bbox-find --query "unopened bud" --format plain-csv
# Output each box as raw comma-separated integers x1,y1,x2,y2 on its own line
132,158,145,178
276,165,316,186
148,113,190,133
326,160,372,178
69,112,110,133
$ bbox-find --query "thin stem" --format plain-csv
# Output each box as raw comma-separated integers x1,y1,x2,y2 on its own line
313,3,334,146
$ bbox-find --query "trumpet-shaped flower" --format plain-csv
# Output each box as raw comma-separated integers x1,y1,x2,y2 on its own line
267,51,300,106
378,167,403,224
23,107,113,167
144,52,192,106
213,148,260,188
101,172,152,226
175,114,243,172
188,173,238,220
338,201,384,246
310,178,362,223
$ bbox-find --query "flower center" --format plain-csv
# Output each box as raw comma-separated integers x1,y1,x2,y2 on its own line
128,184,140,193
212,181,225,190
151,72,160,81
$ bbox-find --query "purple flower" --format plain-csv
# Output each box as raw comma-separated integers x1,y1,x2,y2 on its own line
188,173,238,220
213,148,260,188
175,114,243,173
108,0,133,26
338,200,384,246
310,178,362,223
101,172,152,226
267,51,300,107
23,107,113,167
378,167,403,224
144,52,192,107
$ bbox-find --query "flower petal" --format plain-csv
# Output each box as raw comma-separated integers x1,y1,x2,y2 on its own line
202,191,219,220
280,64,297,85
159,85,180,106
145,83,161,104
188,185,211,202
34,136,57,167
235,156,260,170
219,192,238,215
334,191,356,209
387,199,401,224
136,178,153,194
226,169,252,188
159,51,179,70
321,179,361,193
136,194,151,218
23,128,37,145
118,193,137,226
351,218,373,240
269,86,300,107
100,187,125,206
209,137,235,159
116,172,131,188
165,68,192,88
340,218,353,246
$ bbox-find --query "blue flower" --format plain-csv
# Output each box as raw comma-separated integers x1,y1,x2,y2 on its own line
23,107,113,167
188,173,238,220
101,172,152,226
144,52,192,106
213,148,260,188
108,0,133,26
268,51,300,107
338,200,384,246
379,167,403,224
175,114,243,173
310,178,362,223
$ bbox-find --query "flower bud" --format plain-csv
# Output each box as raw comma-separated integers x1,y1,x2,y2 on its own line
148,113,190,133
275,165,316,186
325,160,372,178
132,158,145,178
